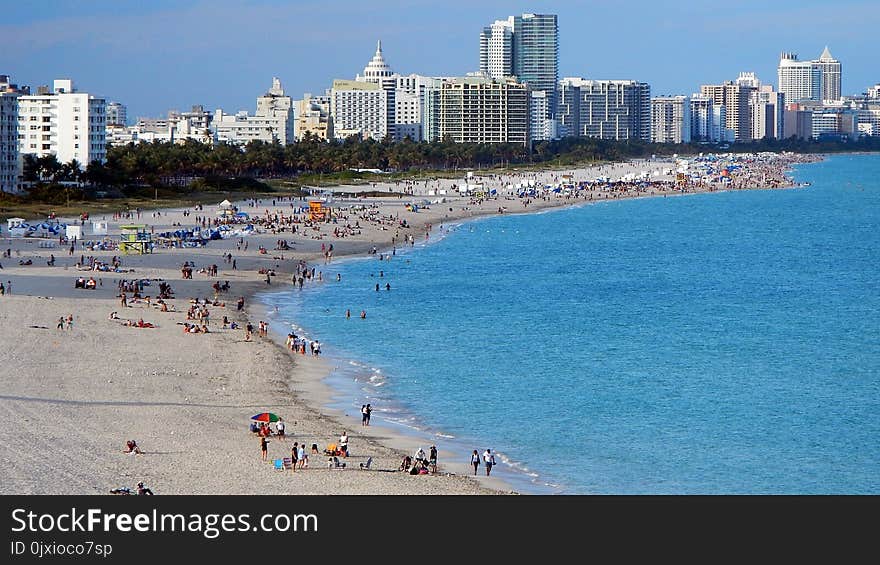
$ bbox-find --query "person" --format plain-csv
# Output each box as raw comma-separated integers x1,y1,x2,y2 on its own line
385,283,391,291
483,448,495,476
136,481,154,495
399,455,412,471
124,440,143,454
345,309,351,319
414,446,426,465
245,322,253,341
338,431,349,457
375,283,380,291
361,404,368,427
290,442,298,471
311,443,319,455
429,445,438,474
298,443,306,469
471,449,481,475
365,404,372,426
57,316,65,330
276,418,285,438
260,436,270,461
360,310,366,319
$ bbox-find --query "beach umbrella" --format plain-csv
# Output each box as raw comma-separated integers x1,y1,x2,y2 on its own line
251,412,280,423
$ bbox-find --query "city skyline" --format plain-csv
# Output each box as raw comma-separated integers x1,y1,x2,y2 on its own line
1,0,877,120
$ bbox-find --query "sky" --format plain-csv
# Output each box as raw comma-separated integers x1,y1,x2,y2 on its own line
2,0,877,122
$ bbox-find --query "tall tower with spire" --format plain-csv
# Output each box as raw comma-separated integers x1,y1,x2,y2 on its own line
358,40,395,84
812,46,841,102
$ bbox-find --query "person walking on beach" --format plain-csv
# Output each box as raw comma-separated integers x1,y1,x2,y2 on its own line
57,316,65,330
365,403,372,426
297,443,306,469
290,442,298,471
471,450,481,475
245,322,253,342
361,405,368,427
483,448,495,476
260,436,270,461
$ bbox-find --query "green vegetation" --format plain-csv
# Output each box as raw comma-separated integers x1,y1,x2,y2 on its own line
10,134,879,214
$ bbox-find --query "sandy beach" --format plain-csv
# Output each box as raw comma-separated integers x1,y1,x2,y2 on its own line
0,154,815,495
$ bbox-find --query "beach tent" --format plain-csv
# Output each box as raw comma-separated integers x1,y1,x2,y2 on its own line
66,225,82,240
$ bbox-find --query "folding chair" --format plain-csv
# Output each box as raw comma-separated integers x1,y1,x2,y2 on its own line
282,457,293,470
273,459,284,471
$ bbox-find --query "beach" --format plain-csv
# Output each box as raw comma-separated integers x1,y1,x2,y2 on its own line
0,154,816,495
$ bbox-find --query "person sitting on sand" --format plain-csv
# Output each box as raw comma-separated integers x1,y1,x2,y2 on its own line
124,440,143,454
136,481,154,495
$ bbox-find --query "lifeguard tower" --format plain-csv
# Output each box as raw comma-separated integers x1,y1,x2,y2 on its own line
308,201,327,221
119,224,153,254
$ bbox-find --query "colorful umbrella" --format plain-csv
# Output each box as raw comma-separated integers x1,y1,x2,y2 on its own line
251,412,280,423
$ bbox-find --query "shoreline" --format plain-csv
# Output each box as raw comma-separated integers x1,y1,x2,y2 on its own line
0,153,820,495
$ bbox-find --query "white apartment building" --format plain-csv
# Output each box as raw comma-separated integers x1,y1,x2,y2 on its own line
868,84,880,99
438,76,529,145
689,95,714,141
479,17,514,80
750,86,785,140
330,79,388,140
17,79,106,168
213,78,295,146
778,52,822,103
106,102,127,126
651,95,691,144
0,75,21,193
529,90,557,142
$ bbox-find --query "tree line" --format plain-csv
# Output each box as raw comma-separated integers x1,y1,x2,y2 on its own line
15,133,880,204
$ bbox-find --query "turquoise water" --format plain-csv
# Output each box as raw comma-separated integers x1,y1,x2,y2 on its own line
262,154,880,494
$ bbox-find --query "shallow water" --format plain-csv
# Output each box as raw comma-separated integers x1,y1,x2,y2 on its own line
262,154,880,494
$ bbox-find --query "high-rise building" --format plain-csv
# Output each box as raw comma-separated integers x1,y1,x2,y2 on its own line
750,86,785,140
689,95,715,142
513,13,558,112
700,81,753,141
106,102,127,127
480,13,558,121
814,46,841,102
651,95,691,144
357,40,397,132
479,18,514,79
558,78,650,141
438,76,529,145
867,84,880,99
777,52,822,103
529,90,558,141
556,79,581,138
17,79,106,168
330,79,388,140
0,75,22,193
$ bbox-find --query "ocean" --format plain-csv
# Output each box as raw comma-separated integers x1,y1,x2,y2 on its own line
261,153,880,494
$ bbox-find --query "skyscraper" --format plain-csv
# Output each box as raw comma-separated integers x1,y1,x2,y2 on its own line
479,18,514,79
777,52,822,103
480,13,558,113
813,46,841,102
651,95,691,144
512,13,558,111
700,81,753,141
0,75,22,193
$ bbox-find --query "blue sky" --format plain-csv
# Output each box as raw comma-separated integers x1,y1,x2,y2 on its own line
1,0,876,122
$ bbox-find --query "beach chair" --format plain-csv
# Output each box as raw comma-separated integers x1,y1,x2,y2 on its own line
273,459,284,471
359,457,373,470
282,457,292,470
